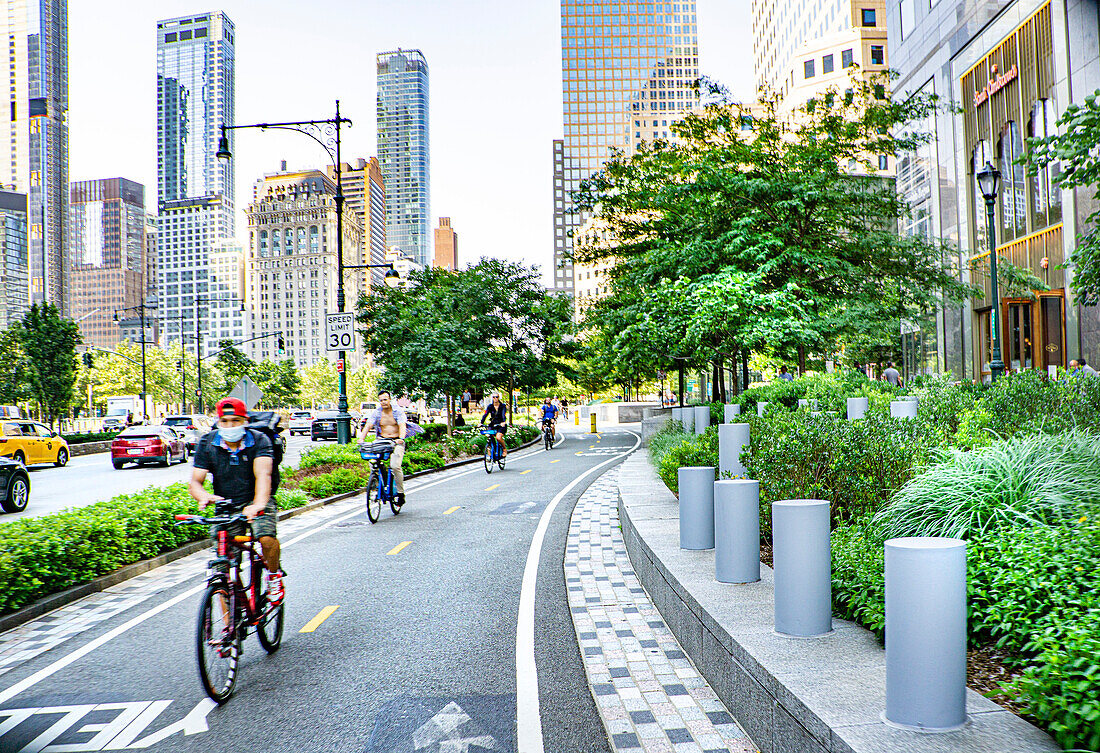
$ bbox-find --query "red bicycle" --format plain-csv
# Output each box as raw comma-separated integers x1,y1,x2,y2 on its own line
174,509,285,703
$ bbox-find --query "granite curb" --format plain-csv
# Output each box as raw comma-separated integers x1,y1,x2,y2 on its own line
616,452,1060,753
68,440,112,457
0,435,540,635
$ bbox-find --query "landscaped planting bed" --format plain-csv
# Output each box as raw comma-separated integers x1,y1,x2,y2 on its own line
650,370,1100,751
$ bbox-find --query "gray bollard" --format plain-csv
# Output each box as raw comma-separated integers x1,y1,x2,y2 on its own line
694,405,710,435
672,407,682,425
773,499,832,637
890,400,918,419
884,538,968,731
846,397,869,420
756,401,769,417
714,480,760,584
797,398,809,409
682,406,695,433
678,467,715,550
718,423,750,477
724,403,741,423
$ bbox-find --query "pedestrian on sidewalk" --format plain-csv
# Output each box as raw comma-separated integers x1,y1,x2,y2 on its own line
882,362,903,387
777,366,794,382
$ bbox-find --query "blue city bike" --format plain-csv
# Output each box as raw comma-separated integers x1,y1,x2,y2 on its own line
360,439,401,523
481,427,506,474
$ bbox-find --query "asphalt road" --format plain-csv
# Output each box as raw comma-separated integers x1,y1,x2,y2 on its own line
0,427,638,753
6,434,315,522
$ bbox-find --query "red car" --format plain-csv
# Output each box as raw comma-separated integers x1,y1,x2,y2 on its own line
111,426,188,470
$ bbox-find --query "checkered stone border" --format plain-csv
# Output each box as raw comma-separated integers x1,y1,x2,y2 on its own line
566,468,756,753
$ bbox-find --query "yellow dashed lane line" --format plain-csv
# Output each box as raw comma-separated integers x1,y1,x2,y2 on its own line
300,605,339,633
387,541,412,556
444,506,461,514
520,469,532,475
485,484,500,491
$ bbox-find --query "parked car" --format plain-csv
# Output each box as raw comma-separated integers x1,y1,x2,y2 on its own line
289,410,314,436
0,421,70,467
111,426,188,469
310,411,340,441
0,456,30,513
162,414,213,451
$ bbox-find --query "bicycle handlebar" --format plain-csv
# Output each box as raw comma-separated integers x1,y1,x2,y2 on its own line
173,512,249,526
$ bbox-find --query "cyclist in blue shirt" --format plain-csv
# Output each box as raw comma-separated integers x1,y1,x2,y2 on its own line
539,398,559,439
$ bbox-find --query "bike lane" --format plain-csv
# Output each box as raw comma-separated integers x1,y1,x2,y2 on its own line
0,428,639,753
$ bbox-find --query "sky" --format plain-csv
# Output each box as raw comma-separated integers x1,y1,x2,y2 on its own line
70,1,754,286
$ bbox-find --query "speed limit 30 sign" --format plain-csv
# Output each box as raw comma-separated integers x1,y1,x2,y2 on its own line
325,312,356,352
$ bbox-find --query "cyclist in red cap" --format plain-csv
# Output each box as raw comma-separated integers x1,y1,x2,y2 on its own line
189,397,284,604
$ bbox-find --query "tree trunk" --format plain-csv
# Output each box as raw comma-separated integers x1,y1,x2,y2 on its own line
798,345,807,376
447,394,454,437
678,368,685,407
741,350,750,392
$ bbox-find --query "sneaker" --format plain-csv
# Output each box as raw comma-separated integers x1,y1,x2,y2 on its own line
395,493,406,508
266,572,284,606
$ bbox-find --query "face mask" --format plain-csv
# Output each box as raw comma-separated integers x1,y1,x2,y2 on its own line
220,425,246,443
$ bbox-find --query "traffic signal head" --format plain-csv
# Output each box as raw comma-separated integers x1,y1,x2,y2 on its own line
176,360,183,372
82,352,93,368
277,335,285,355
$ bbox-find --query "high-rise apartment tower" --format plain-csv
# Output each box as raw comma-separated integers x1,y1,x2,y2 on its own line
326,157,386,291
0,191,28,328
377,49,431,268
433,217,457,271
156,12,244,355
558,0,700,303
1,0,69,313
68,178,148,349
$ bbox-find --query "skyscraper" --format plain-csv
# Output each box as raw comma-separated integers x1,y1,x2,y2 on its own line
326,157,387,291
68,178,147,349
0,191,28,329
0,0,69,313
156,11,243,355
557,1,700,301
377,49,431,268
433,217,457,271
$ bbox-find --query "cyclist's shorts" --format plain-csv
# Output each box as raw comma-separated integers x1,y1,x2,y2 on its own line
489,424,508,435
211,499,278,540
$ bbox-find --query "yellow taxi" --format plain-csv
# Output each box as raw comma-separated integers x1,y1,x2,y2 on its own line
0,420,70,467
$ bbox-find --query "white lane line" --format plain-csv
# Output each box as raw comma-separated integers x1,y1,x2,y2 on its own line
516,430,640,753
0,433,568,703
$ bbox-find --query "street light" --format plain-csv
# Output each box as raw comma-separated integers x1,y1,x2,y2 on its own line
217,101,359,444
113,297,158,421
977,161,1005,382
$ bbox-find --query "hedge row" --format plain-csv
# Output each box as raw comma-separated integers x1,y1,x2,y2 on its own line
0,484,309,615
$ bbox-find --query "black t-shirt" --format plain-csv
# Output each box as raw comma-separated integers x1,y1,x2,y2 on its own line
193,429,274,507
481,402,507,427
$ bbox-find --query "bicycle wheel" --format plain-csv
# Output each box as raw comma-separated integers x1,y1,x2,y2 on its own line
196,583,239,704
365,471,382,523
498,443,507,470
256,595,284,654
544,429,553,451
483,440,494,474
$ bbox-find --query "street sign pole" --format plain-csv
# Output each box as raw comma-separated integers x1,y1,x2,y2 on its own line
326,311,355,443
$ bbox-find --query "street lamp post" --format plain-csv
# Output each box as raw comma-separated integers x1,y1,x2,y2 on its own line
217,102,399,444
114,299,157,421
977,161,1005,382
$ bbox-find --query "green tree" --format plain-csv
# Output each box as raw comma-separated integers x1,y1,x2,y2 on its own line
347,365,382,409
17,304,81,426
0,326,31,405
300,360,338,408
573,73,973,378
1026,90,1100,304
211,340,255,400
251,359,302,409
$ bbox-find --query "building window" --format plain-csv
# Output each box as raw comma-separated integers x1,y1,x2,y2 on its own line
878,155,889,170
900,0,916,38
259,231,268,257
861,8,876,25
284,229,293,255
822,54,834,74
842,48,854,68
972,140,992,257
739,114,754,131
998,122,1027,242
804,59,815,79
1028,100,1062,229
870,46,885,65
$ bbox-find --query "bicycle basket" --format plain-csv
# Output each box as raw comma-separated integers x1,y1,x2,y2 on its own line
360,440,396,459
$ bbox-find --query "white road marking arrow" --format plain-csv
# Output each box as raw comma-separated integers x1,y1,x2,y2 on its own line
412,701,500,752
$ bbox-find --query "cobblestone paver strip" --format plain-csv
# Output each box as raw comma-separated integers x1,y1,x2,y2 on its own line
567,467,757,753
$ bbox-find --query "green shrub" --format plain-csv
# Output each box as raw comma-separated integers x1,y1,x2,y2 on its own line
298,443,365,469
874,430,1100,540
299,467,367,498
654,429,718,493
62,430,120,444
831,515,885,638
404,449,446,473
737,371,900,415
0,483,309,615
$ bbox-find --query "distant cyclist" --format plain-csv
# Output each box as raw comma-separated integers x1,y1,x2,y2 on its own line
480,391,509,460
539,398,558,439
190,397,284,605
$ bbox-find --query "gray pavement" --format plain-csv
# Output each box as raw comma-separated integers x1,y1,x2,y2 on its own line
5,434,314,522
0,428,639,753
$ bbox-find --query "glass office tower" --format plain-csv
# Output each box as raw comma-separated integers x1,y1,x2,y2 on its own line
156,12,244,354
0,0,69,313
557,0,700,297
377,49,431,268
